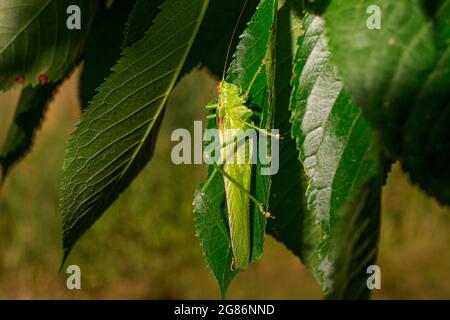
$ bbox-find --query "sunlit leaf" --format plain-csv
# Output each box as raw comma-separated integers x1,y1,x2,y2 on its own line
60,0,209,262
289,13,381,296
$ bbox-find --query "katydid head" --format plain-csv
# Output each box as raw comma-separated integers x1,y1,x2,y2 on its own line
219,81,247,108
219,80,240,94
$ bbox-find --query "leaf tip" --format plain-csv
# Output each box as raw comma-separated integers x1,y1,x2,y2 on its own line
58,246,72,274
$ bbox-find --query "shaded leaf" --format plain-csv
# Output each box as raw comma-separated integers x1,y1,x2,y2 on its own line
325,0,450,205
0,0,100,90
0,82,60,186
401,1,450,205
325,0,435,140
193,0,277,297
60,0,209,262
289,13,381,295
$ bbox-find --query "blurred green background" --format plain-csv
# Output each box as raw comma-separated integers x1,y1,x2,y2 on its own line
0,69,449,299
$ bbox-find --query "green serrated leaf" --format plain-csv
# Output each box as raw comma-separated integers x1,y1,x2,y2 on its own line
325,0,450,205
289,13,381,295
193,169,237,299
0,82,60,187
193,0,277,297
79,0,135,109
0,0,100,90
60,0,209,263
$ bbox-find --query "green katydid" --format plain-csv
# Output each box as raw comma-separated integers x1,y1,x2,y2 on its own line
200,0,278,271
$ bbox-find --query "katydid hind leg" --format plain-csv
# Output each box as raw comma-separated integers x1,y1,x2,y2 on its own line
213,163,271,219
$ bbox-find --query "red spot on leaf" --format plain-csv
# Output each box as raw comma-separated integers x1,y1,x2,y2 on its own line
38,74,48,85
15,76,25,84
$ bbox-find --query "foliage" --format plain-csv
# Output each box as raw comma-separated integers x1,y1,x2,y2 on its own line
0,0,448,299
